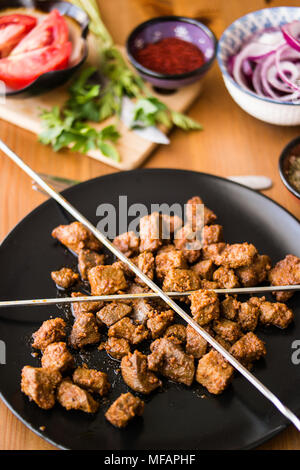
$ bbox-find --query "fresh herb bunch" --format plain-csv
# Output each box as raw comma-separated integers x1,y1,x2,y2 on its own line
39,0,202,160
39,106,120,161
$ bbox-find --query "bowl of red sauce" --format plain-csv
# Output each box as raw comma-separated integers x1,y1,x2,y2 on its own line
279,136,300,202
126,16,217,90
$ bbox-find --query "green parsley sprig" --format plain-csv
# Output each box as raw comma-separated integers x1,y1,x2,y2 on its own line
39,106,120,161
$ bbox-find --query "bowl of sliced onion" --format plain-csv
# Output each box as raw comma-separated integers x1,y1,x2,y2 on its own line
217,7,300,126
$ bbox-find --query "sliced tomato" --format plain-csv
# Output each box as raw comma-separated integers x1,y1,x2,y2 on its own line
0,14,37,58
0,42,72,89
11,9,69,55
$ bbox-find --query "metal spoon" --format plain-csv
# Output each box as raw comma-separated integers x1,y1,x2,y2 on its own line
228,175,273,191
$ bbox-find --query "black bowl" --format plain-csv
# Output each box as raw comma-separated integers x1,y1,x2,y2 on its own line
279,136,300,201
0,0,89,97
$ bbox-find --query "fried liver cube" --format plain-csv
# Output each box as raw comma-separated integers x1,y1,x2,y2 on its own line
260,302,294,329
162,214,183,237
155,248,187,281
212,266,240,289
41,342,74,372
52,221,102,254
78,249,106,280
221,295,241,321
202,242,226,263
57,378,99,413
196,350,234,395
131,297,154,325
230,332,266,364
105,392,144,428
250,297,294,329
191,259,215,280
237,302,259,331
96,302,132,327
174,224,202,264
51,267,79,289
186,196,217,228
236,254,271,287
156,244,177,254
88,265,127,296
269,254,300,302
73,366,110,396
121,350,162,394
127,282,153,324
164,324,186,344
190,290,220,326
185,324,207,359
146,309,174,339
213,335,232,352
139,212,163,253
21,366,62,410
200,280,219,290
32,317,66,351
69,313,100,349
108,317,148,344
203,207,218,226
148,338,195,386
212,319,241,343
215,243,257,269
132,251,155,285
113,231,140,257
71,291,104,317
162,268,201,292
112,261,135,279
99,337,131,360
203,225,224,245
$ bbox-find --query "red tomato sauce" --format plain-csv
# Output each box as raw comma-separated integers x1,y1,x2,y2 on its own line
135,37,205,75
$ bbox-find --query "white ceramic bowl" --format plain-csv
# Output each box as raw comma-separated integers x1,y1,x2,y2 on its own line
217,7,300,126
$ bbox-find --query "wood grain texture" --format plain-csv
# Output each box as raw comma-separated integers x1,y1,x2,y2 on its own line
0,0,300,451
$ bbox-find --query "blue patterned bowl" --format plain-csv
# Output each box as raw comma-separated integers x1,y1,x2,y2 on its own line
217,7,300,125
126,16,217,90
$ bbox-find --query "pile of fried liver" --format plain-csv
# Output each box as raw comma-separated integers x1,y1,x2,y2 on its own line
21,196,300,428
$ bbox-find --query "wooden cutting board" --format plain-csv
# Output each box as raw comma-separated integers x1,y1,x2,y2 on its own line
0,37,202,170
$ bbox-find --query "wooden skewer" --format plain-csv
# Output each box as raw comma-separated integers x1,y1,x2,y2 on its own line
0,285,299,308
1,138,300,432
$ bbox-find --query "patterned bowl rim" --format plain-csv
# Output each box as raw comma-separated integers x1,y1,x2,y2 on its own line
217,6,300,106
126,15,218,80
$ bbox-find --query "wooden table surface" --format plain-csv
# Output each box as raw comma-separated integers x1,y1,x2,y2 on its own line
0,0,300,451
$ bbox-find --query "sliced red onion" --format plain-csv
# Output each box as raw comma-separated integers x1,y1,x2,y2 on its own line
252,62,265,96
247,41,283,61
242,59,253,77
257,30,284,45
282,20,300,52
232,43,256,89
248,30,285,60
275,44,300,92
232,43,277,89
227,55,235,76
260,53,281,99
267,64,294,92
228,20,300,103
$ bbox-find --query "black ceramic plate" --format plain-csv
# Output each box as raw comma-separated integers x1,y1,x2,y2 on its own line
0,169,299,450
